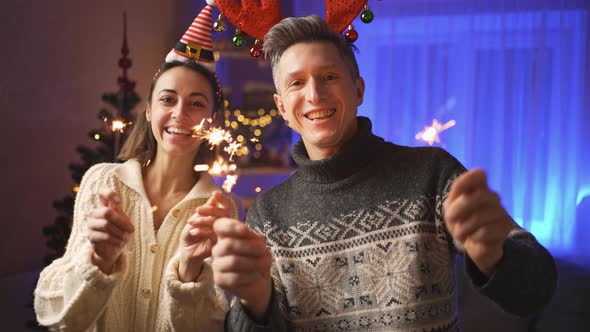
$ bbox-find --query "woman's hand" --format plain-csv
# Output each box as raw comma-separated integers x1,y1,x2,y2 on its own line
178,192,231,282
87,188,134,274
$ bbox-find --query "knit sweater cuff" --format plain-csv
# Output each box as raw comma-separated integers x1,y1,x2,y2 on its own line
464,237,556,316
165,254,223,304
226,285,288,331
75,243,127,290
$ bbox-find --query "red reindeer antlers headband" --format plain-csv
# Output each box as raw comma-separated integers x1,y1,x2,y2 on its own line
213,0,375,57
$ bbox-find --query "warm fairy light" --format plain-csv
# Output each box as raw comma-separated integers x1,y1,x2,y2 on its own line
416,119,456,145
151,205,158,212
194,164,210,172
72,185,79,193
255,187,262,193
94,134,101,140
222,174,239,193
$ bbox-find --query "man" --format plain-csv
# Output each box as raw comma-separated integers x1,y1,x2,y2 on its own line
212,15,556,331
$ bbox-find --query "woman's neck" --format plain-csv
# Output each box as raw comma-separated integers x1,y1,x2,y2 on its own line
143,153,197,195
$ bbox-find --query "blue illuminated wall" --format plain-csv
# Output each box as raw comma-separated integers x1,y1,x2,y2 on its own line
294,1,589,262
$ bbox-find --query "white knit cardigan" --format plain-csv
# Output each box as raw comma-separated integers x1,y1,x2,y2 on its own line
35,160,238,332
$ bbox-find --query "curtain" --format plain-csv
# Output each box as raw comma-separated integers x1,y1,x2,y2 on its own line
294,0,590,263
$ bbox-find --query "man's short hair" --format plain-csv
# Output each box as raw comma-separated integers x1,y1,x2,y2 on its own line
262,15,360,90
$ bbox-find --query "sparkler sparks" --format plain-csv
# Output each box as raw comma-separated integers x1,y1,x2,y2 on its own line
111,119,132,132
222,174,238,193
224,141,242,161
415,119,456,145
192,117,243,193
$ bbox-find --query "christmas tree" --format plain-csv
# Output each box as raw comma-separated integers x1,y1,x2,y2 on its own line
41,13,139,265
27,13,139,330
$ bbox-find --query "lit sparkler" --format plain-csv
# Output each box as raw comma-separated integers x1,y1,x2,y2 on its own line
111,119,132,133
415,119,456,146
222,174,238,193
192,117,243,193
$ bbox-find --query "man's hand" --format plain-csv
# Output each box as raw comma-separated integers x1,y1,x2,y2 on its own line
444,169,513,276
178,192,230,283
212,218,273,320
87,188,134,274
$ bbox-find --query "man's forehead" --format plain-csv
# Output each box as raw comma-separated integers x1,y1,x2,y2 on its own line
278,43,344,75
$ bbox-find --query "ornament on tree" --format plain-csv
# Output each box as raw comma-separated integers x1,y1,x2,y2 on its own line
345,24,358,43
360,5,374,23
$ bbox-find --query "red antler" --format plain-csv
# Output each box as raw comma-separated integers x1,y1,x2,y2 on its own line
325,0,367,34
215,0,282,41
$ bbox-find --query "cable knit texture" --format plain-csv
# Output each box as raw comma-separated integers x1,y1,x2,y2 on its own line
226,117,556,332
35,159,238,332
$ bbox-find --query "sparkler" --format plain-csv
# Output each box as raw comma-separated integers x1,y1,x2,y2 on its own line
415,119,456,146
111,119,132,161
192,118,243,193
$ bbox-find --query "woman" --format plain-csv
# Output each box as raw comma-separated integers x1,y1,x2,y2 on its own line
34,59,238,331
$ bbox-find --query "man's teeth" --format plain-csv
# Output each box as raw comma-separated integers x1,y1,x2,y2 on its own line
165,127,192,136
306,109,335,121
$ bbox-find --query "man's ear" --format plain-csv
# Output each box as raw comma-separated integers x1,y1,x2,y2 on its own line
355,76,365,106
273,93,288,123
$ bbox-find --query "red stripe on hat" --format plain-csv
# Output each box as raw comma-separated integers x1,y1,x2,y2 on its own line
187,25,211,35
186,30,211,41
194,17,212,24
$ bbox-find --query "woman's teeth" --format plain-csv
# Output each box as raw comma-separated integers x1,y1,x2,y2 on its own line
165,127,192,136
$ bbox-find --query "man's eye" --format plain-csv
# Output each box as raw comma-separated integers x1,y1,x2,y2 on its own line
289,80,302,87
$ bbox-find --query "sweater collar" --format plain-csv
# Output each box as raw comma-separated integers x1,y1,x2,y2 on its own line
292,116,385,183
112,159,219,203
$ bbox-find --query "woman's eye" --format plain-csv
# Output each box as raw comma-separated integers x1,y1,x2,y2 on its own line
325,74,336,81
160,96,174,104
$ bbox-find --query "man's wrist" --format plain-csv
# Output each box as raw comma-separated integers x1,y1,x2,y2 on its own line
239,280,273,321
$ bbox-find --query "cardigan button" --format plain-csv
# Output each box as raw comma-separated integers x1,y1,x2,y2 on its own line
149,243,158,253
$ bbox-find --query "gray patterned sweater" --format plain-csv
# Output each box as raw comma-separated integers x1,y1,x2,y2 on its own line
226,117,556,332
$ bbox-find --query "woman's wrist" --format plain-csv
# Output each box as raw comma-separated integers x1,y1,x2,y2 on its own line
92,253,118,275
178,256,204,283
